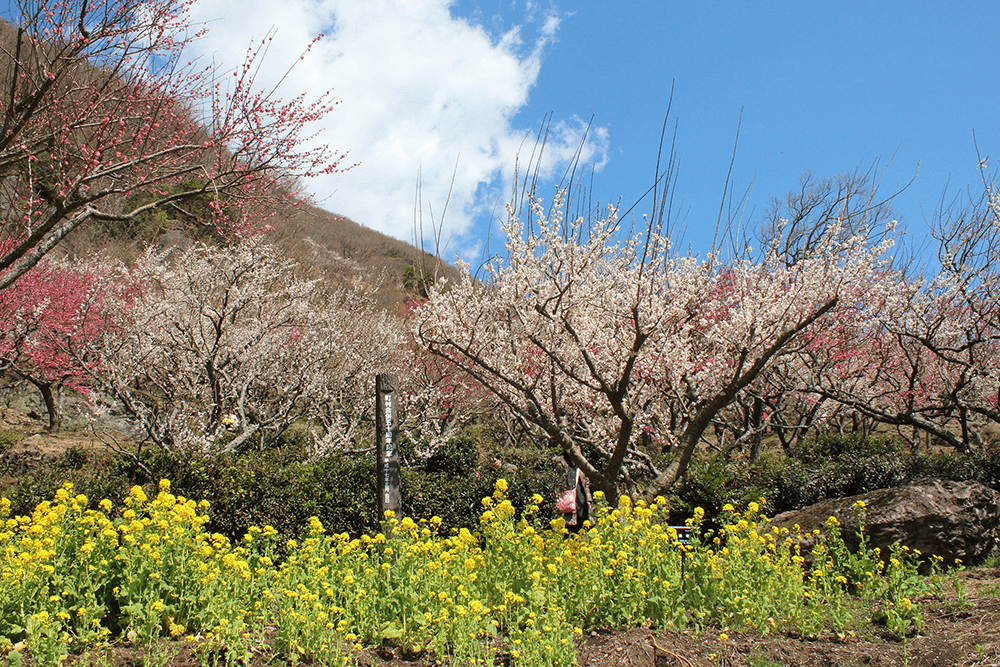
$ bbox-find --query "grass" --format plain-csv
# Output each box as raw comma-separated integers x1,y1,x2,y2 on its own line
0,429,21,454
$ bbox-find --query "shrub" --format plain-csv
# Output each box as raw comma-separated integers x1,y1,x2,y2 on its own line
905,451,983,483
403,465,564,534
671,455,771,521
0,447,132,517
744,452,816,513
423,432,479,477
808,452,909,500
118,432,567,544
131,448,380,546
793,433,902,463
971,445,1000,491
19,427,997,553
670,433,982,519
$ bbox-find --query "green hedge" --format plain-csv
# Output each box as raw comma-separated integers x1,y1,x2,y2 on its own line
403,465,564,534
0,445,133,517
1,431,566,547
7,431,1000,548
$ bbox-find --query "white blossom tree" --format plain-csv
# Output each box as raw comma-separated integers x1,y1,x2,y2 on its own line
96,238,404,457
414,191,898,502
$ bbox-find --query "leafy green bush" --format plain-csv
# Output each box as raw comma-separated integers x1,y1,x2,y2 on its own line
403,464,564,534
666,430,1000,521
0,447,132,517
905,445,1000,492
744,452,816,513
671,455,770,520
905,451,983,483
0,430,565,550
14,425,998,553
668,433,989,519
130,448,379,546
793,433,902,463
113,430,565,544
423,432,479,477
809,452,908,499
970,445,1000,491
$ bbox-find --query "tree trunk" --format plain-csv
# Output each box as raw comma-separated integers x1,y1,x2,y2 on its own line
31,379,62,432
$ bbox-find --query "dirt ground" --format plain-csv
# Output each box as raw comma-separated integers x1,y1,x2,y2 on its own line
0,406,111,455
573,587,1000,667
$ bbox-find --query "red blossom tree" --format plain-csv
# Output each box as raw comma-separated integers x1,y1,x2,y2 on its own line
0,241,132,430
0,0,349,290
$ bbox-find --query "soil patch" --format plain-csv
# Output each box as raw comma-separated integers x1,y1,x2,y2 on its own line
574,591,1000,666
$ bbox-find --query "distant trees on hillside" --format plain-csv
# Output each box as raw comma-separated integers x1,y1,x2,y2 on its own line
0,0,348,291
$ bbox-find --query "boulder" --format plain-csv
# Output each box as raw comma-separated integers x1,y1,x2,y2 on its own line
768,479,1000,566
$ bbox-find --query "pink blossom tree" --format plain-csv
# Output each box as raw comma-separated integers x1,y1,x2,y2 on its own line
703,169,916,457
795,167,1000,451
397,342,502,459
0,0,348,290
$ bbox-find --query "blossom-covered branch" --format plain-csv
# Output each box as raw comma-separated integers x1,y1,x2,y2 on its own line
0,0,350,290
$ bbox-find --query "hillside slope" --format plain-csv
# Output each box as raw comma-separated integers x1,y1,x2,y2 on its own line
263,200,463,308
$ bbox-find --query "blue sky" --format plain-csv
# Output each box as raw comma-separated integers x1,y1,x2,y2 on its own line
137,1,1000,261
463,1,1000,258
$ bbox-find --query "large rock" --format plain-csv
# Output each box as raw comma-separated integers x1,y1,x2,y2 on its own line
769,479,1000,566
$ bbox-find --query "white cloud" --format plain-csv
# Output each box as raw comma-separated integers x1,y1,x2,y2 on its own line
182,0,609,252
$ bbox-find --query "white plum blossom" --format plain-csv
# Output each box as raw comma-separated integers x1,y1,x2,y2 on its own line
414,191,898,501
97,238,405,456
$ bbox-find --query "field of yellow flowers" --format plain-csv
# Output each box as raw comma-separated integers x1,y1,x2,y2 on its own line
1,479,938,666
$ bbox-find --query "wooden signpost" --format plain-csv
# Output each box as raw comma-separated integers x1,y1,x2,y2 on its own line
376,373,401,519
